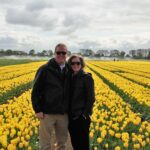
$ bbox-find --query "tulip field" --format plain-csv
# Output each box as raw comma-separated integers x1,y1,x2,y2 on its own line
0,60,150,150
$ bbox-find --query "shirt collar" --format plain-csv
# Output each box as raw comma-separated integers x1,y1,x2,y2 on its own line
60,64,65,70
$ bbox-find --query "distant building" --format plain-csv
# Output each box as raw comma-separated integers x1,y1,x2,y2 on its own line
138,49,150,57
80,49,95,56
129,49,150,58
80,49,87,55
95,50,110,56
129,50,136,57
110,50,120,57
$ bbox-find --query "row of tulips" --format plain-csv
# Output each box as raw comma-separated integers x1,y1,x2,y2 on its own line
101,61,150,74
0,62,46,103
0,89,39,150
87,62,150,107
90,61,150,79
88,61,150,87
0,62,45,81
85,67,150,150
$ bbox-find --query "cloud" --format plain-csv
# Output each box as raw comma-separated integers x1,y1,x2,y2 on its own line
78,41,101,50
26,0,53,11
0,36,18,49
0,31,53,51
6,8,61,30
1,0,150,51
58,10,90,35
5,0,150,31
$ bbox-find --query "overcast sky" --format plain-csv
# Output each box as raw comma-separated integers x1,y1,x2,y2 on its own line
0,0,150,53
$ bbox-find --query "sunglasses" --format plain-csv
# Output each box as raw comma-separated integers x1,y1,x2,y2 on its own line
71,62,81,66
56,51,67,55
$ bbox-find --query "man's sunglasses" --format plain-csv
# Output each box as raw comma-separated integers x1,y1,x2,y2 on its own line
56,51,67,55
71,62,81,66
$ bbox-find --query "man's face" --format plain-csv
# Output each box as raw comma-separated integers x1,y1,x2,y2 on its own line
55,45,67,64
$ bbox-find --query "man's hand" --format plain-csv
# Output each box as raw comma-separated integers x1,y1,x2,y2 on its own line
36,112,44,119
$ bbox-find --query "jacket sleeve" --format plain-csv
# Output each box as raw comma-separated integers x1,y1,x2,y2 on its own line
31,66,45,113
83,74,95,117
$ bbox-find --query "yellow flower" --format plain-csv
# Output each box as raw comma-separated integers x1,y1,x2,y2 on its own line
145,132,149,136
115,133,121,138
146,138,149,143
89,132,94,138
97,137,102,143
124,142,128,148
25,135,30,140
101,130,107,138
141,141,146,147
7,144,16,150
19,143,24,148
94,146,98,150
115,146,121,150
17,131,21,136
133,144,140,149
24,141,29,147
28,146,32,150
105,143,108,149
109,130,115,136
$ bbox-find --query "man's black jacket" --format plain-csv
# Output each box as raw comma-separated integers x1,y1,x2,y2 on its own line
70,70,95,119
31,58,71,114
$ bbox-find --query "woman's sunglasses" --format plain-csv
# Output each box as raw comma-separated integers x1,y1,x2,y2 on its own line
71,62,81,66
56,51,67,55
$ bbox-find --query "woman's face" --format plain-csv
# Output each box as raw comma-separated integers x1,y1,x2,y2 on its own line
71,57,82,73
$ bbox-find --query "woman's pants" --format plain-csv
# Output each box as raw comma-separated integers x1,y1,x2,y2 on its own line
69,115,91,150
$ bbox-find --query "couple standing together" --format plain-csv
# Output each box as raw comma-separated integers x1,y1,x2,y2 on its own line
31,43,95,150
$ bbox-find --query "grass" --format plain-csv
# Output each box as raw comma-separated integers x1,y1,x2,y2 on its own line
0,81,33,104
0,58,43,67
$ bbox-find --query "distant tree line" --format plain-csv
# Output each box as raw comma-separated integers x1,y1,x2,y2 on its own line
0,49,72,57
0,48,150,59
79,49,128,58
79,49,150,59
0,49,53,57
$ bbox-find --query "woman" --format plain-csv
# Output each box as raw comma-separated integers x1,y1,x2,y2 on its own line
68,55,95,150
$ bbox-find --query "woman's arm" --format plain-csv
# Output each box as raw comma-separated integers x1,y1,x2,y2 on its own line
82,74,95,118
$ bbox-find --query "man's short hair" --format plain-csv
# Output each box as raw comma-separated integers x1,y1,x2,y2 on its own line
55,43,67,52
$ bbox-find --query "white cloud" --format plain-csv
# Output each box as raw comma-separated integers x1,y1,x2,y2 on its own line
0,0,150,52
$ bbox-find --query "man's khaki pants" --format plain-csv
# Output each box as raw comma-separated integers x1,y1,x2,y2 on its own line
39,114,68,150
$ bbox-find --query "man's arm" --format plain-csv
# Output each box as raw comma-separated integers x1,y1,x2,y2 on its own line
31,66,45,113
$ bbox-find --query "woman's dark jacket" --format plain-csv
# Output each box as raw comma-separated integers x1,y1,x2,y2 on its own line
31,58,71,114
70,70,95,119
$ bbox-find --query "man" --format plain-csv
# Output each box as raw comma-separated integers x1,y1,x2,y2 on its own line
31,43,70,150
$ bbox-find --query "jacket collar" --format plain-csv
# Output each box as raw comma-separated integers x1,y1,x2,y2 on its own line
47,58,68,70
46,58,70,77
72,69,86,77
47,58,60,69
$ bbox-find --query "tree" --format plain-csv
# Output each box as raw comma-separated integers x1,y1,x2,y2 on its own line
67,51,71,56
29,49,35,56
147,51,150,59
120,51,126,57
6,49,13,55
0,49,5,56
47,50,53,56
126,54,130,57
41,50,48,56
137,51,143,58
